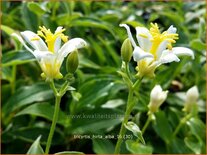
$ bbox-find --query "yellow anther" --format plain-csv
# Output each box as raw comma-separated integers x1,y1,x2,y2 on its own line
36,26,68,53
139,33,148,38
149,23,179,55
31,37,40,41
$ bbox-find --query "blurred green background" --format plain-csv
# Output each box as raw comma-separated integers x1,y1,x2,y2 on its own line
1,1,206,154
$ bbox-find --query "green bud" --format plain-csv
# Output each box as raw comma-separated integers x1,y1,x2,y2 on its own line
66,50,79,74
121,38,133,62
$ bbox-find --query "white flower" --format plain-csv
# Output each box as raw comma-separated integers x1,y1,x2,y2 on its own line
12,26,87,80
120,23,194,77
148,85,168,113
183,86,199,112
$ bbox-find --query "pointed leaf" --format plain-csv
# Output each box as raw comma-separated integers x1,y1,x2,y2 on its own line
27,136,44,154
125,140,153,154
124,121,145,144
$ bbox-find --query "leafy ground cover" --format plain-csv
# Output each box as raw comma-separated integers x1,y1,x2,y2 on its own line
1,1,206,154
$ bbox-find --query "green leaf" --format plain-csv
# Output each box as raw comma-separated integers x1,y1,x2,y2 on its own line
92,139,114,154
55,151,84,154
170,137,192,153
71,17,116,37
124,121,145,144
2,83,53,117
187,117,205,141
15,103,68,126
153,111,173,143
27,2,47,16
125,140,153,154
26,136,44,154
190,39,206,51
184,135,202,154
1,25,15,35
101,99,124,108
4,127,64,145
71,108,124,134
21,2,38,31
2,50,35,67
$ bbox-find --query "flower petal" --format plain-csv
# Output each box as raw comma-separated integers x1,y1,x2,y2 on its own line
150,85,163,100
54,26,64,53
156,50,180,66
156,25,177,59
135,27,152,52
58,38,87,58
167,25,177,33
12,33,33,53
186,86,199,104
133,46,153,62
120,24,137,48
33,50,53,61
172,47,194,59
21,31,48,51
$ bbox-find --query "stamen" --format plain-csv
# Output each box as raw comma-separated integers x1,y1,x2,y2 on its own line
31,37,40,41
36,26,69,52
139,33,148,38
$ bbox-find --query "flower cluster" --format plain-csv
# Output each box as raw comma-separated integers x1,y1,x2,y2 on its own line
12,26,87,81
120,23,194,77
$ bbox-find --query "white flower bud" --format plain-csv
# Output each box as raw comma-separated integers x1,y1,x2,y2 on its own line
183,86,199,113
148,85,168,113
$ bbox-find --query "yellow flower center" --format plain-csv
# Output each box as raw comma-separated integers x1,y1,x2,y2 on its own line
32,26,68,53
149,23,179,59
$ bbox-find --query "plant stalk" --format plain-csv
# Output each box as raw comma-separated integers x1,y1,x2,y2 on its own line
114,88,134,154
45,94,61,154
45,81,62,154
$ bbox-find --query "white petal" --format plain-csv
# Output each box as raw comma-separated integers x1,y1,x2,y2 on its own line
167,25,177,33
186,86,199,103
120,24,137,48
33,50,53,61
150,85,168,104
172,47,194,59
55,26,63,33
54,37,61,53
11,33,33,53
58,38,87,58
21,31,48,51
156,25,177,59
54,26,64,53
151,85,162,100
156,50,180,66
156,41,168,59
133,46,153,62
135,27,152,52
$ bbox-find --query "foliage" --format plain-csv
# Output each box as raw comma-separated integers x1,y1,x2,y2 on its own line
1,1,206,154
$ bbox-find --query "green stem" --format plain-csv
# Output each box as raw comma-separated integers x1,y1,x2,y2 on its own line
114,78,142,154
141,115,151,135
114,89,134,154
172,114,192,137
11,65,17,94
45,94,61,154
125,62,131,80
45,81,67,154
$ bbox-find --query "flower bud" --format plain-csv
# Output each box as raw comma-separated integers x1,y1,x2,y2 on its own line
66,50,79,74
148,85,168,113
183,86,199,113
121,38,133,62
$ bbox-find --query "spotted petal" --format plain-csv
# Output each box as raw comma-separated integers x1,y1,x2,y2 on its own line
21,31,48,51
